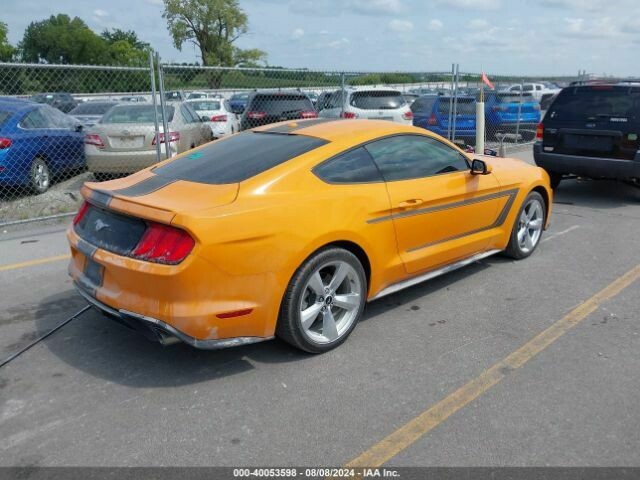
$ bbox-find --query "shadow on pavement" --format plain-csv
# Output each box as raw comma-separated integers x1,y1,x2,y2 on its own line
553,178,640,210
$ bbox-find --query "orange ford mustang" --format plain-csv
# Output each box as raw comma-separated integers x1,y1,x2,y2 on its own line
67,119,552,353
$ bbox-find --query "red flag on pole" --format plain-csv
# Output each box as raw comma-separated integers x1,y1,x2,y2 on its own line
481,72,494,90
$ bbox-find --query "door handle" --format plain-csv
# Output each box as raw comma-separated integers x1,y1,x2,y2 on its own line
397,198,424,209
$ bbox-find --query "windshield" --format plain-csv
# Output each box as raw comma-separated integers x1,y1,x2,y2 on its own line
101,105,174,124
350,91,406,110
496,93,535,104
437,98,476,115
548,87,640,123
70,103,117,115
250,95,313,114
189,100,222,111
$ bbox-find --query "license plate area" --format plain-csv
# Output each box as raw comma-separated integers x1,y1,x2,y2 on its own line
110,136,144,149
563,134,613,152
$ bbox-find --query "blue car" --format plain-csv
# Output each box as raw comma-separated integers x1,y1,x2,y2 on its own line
0,98,85,194
411,94,477,145
229,92,249,114
483,92,541,140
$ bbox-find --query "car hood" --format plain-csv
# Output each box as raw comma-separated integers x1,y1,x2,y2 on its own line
81,170,238,225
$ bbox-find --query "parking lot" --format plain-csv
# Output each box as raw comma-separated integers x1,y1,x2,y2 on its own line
1,146,639,467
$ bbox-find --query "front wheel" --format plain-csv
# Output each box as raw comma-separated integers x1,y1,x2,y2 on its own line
504,191,546,260
277,248,367,353
30,158,51,194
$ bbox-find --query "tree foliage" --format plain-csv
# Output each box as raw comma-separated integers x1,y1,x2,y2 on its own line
162,0,266,67
0,22,16,62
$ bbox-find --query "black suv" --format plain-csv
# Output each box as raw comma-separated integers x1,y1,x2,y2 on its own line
30,92,78,113
534,81,640,189
240,91,316,130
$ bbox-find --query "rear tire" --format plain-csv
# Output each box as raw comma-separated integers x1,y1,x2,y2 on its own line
30,158,51,194
504,191,546,260
277,248,367,353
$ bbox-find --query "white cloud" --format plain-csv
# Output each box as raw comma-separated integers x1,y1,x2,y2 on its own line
351,0,402,14
93,9,108,17
561,16,621,38
289,0,402,16
144,0,164,6
428,19,443,31
327,37,350,49
291,28,304,39
389,19,413,33
319,29,330,35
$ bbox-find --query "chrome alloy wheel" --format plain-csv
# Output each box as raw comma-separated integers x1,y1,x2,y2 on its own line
517,198,544,254
299,261,362,344
33,162,50,191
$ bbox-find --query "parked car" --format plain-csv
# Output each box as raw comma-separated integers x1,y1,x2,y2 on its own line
229,92,249,114
315,91,333,112
483,92,541,140
85,102,211,179
0,99,84,193
303,91,319,107
240,90,317,130
120,96,147,103
186,98,239,138
164,90,186,102
411,94,477,145
534,81,640,189
30,92,78,113
402,93,420,106
506,83,560,104
187,91,219,100
69,101,119,128
318,88,413,125
68,119,552,353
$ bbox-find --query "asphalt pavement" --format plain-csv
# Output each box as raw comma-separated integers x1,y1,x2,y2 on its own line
1,147,639,467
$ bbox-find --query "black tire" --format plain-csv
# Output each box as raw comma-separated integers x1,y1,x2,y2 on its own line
504,191,546,260
277,247,367,353
548,171,562,189
29,157,51,194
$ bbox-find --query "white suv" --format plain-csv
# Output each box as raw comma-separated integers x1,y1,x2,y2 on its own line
318,88,413,125
506,83,560,102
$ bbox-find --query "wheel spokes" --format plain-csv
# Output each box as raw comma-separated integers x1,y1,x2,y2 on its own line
307,271,325,296
328,263,348,292
333,293,359,311
322,309,339,342
529,218,543,230
301,303,323,330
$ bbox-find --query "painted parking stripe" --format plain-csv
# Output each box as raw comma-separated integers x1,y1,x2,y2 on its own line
0,254,70,272
542,225,580,243
346,263,640,468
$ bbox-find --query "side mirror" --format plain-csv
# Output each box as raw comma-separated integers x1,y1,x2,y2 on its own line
471,159,492,175
201,116,209,122
74,124,83,132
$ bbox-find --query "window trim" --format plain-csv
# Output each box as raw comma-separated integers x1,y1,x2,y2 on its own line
313,133,471,185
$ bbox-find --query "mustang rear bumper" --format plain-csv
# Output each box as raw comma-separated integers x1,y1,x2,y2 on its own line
74,283,273,350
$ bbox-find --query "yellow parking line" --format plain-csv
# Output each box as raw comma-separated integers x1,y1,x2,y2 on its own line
0,254,70,272
346,264,640,468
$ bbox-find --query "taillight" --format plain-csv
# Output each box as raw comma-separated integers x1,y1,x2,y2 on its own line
131,222,194,264
535,123,544,141
247,111,267,120
84,134,104,148
403,110,413,121
152,131,180,145
340,111,357,119
427,114,437,126
0,137,12,149
300,110,318,119
210,114,227,122
73,201,90,226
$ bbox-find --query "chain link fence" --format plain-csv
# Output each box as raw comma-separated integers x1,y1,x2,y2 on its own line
0,58,580,224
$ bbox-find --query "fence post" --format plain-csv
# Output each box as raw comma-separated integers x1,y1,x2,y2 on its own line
156,55,171,160
340,72,345,118
149,51,162,163
452,64,459,143
447,64,454,140
515,78,523,145
476,84,485,155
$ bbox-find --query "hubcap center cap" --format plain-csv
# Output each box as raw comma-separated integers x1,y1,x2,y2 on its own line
325,295,333,306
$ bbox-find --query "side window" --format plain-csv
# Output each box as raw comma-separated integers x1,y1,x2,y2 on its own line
314,147,383,184
365,135,469,181
43,106,74,128
20,109,49,129
224,100,231,112
523,84,534,92
180,104,198,123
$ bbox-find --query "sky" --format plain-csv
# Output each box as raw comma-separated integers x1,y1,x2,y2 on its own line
4,0,640,76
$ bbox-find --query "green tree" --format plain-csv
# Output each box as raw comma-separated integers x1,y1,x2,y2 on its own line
102,29,151,67
19,14,109,64
0,22,16,62
101,29,150,51
162,0,266,67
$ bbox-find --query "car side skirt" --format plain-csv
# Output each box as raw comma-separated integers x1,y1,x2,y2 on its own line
369,249,501,301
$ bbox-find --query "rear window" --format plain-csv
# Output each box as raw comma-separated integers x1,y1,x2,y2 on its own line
0,110,11,127
101,105,174,124
249,94,313,114
153,131,328,184
547,87,640,124
496,93,535,104
437,98,476,115
410,96,437,113
350,91,406,110
189,100,221,111
70,103,117,115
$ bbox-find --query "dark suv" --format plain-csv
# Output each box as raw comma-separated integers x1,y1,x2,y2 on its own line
240,91,316,130
534,82,640,188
